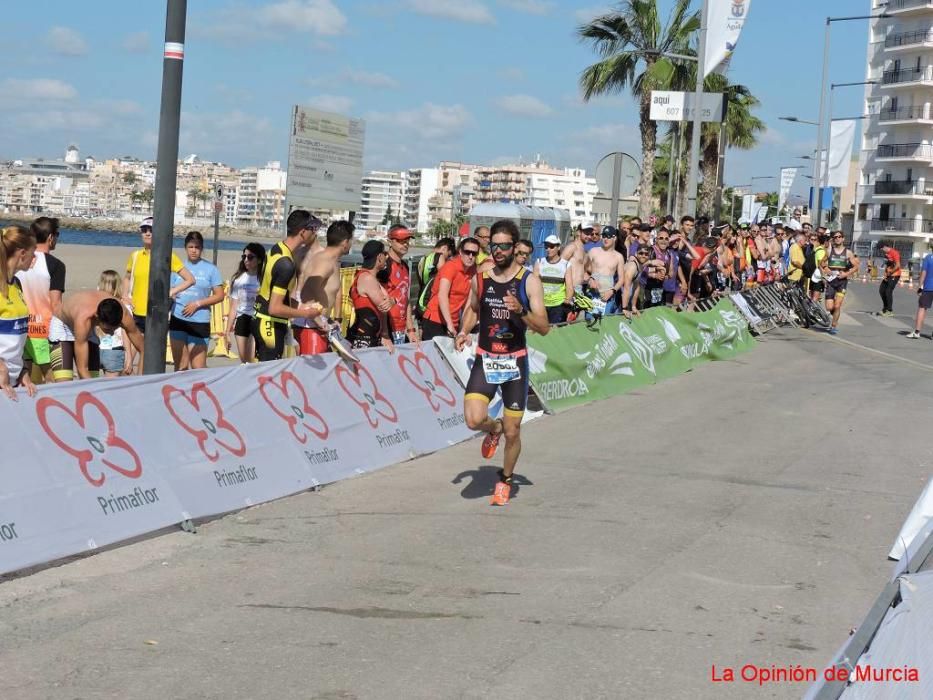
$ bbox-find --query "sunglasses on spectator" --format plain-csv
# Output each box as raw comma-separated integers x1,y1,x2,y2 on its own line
489,242,514,251
140,226,153,233
242,253,256,260
832,235,843,239
601,232,617,238
545,243,560,248
461,248,479,257
515,250,531,256
656,236,669,241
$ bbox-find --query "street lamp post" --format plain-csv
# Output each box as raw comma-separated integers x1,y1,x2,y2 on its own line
813,14,889,231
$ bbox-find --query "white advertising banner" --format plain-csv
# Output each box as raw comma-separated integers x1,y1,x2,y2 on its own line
778,167,798,213
286,105,365,213
741,194,754,221
825,119,856,188
432,336,545,422
704,0,751,78
0,344,473,576
649,91,724,123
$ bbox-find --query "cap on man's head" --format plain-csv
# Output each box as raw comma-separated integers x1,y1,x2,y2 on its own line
388,225,412,241
601,226,619,238
544,234,562,246
361,240,385,260
140,216,153,229
581,221,596,231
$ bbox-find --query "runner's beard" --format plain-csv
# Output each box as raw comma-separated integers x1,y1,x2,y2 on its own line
494,253,514,271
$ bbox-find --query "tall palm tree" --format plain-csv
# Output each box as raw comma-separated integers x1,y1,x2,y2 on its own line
578,0,698,219
699,75,765,217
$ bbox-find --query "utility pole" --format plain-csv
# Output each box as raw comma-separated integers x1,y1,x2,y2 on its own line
685,0,709,217
143,0,187,375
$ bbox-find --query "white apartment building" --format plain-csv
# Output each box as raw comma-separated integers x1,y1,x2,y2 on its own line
856,1,933,256
404,168,440,233
524,167,598,227
358,170,405,233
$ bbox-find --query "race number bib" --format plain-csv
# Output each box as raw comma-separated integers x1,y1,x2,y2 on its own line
482,354,521,385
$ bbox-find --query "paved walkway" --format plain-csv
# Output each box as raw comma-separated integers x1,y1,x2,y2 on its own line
1,297,930,699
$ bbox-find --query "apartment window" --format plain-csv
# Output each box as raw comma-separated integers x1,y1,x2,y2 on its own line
857,204,868,221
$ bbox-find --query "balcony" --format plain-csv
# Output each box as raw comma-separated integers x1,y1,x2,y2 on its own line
873,179,933,196
881,66,933,87
876,142,933,160
880,0,933,15
884,28,933,50
878,105,931,122
869,218,933,233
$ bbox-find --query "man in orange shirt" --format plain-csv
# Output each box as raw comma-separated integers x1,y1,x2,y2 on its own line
420,237,479,340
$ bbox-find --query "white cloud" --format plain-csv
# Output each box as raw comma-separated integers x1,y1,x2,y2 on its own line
45,26,88,56
499,0,553,15
308,94,353,114
368,103,473,140
406,0,495,25
120,31,150,53
574,6,611,24
498,66,525,81
98,99,144,116
179,110,277,165
0,78,78,101
197,0,347,41
494,94,554,118
342,69,399,89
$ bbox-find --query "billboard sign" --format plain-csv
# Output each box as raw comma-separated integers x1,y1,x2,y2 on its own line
286,105,365,213
650,91,724,123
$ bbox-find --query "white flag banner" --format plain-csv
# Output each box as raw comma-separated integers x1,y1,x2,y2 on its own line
704,0,751,77
778,167,798,213
751,202,766,223
825,120,856,188
741,194,754,221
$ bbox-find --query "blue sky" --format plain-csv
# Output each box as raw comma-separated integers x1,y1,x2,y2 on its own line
0,0,873,200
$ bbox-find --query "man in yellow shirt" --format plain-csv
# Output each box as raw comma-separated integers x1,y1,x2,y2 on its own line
121,217,194,336
786,231,806,287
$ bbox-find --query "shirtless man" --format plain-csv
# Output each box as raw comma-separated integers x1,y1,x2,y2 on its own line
561,226,589,294
621,245,649,318
55,290,143,380
585,225,625,315
293,220,354,354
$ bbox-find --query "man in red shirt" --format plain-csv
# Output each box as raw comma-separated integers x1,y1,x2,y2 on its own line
378,224,418,344
421,237,479,340
878,242,901,316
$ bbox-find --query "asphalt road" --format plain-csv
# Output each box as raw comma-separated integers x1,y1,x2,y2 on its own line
1,281,930,700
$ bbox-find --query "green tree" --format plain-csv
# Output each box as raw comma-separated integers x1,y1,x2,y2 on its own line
578,0,698,219
382,205,394,226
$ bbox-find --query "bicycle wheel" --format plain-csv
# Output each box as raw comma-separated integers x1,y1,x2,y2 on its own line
786,288,809,327
805,297,832,329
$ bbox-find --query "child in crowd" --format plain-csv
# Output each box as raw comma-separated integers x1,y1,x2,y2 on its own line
97,270,130,377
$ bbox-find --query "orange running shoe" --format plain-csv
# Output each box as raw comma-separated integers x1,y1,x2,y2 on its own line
490,479,511,506
481,419,503,460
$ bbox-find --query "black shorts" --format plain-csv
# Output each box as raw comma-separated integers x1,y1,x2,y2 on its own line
133,314,146,335
168,316,211,346
251,315,287,361
810,280,825,293
420,317,449,341
234,314,253,338
920,291,933,310
825,278,848,300
465,352,529,418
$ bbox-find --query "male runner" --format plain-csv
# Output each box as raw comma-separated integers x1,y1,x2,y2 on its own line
377,224,418,344
293,219,354,354
251,209,324,361
877,242,901,316
824,231,859,335
456,220,549,506
55,291,144,380
586,226,625,315
16,217,65,382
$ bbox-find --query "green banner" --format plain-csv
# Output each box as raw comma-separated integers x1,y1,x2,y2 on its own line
527,300,755,412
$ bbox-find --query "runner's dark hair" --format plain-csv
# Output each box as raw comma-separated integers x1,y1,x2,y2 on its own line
286,209,322,237
326,220,355,247
436,236,456,255
184,230,204,247
489,219,519,244
96,297,124,327
30,216,59,244
459,236,480,252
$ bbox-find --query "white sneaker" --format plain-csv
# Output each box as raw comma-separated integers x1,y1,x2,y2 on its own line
906,330,921,339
